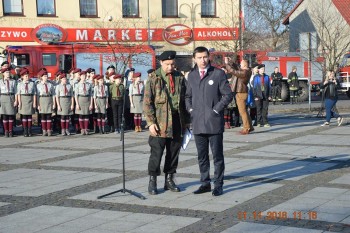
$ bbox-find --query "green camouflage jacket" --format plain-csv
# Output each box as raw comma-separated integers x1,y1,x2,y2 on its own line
143,68,190,138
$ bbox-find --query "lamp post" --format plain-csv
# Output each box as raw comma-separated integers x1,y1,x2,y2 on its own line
179,3,201,50
147,0,151,46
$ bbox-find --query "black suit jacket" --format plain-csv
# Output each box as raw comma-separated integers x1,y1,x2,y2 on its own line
185,65,232,134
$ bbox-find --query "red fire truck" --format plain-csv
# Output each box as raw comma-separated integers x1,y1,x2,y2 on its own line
2,43,156,79
210,50,324,102
338,52,350,98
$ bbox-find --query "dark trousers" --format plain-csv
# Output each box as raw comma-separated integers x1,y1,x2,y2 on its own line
255,99,269,125
194,133,225,188
148,113,182,176
272,85,282,100
111,99,123,130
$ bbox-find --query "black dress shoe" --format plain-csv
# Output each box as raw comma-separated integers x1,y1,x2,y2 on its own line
193,184,211,194
212,186,223,196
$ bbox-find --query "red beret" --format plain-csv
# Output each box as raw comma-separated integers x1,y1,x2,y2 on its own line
107,71,115,78
59,72,67,79
37,69,48,77
97,75,104,80
20,68,30,76
68,67,75,73
55,70,62,77
133,72,141,78
92,74,100,79
113,74,122,79
72,68,81,74
79,71,87,76
0,67,11,73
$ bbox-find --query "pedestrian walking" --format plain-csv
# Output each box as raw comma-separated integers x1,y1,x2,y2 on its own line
186,47,232,196
320,70,343,126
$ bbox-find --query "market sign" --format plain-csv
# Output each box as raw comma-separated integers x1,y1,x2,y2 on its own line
0,24,238,45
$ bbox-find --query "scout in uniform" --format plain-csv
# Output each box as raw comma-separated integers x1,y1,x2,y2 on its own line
71,68,81,133
105,65,115,133
109,72,124,134
0,67,17,137
143,51,190,195
74,71,93,135
93,75,109,134
129,72,144,132
17,68,37,137
56,72,74,136
36,69,56,136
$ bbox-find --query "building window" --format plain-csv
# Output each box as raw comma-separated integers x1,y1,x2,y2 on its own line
37,0,56,17
201,0,216,17
122,0,139,18
80,0,97,17
162,0,178,18
3,0,23,16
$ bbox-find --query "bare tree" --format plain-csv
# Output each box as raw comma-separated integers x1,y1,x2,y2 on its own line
245,0,298,51
307,0,350,70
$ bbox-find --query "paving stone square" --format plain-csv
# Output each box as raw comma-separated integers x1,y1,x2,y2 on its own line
0,169,120,196
235,144,350,160
71,176,283,212
1,110,350,232
0,206,200,233
24,137,139,150
43,152,196,171
0,148,84,164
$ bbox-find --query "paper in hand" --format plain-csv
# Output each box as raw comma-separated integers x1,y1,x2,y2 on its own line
182,127,192,150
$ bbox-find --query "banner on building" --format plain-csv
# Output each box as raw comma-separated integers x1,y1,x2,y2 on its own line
0,24,238,46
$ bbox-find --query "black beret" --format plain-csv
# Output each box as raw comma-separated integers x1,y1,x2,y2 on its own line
107,65,115,70
147,69,155,74
1,61,9,66
258,64,265,69
129,67,135,71
252,63,260,68
159,51,176,61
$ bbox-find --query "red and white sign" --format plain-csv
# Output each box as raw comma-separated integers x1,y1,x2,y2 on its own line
163,24,193,45
0,24,239,45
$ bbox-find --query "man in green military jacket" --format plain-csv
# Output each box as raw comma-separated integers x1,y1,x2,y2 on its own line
143,50,190,195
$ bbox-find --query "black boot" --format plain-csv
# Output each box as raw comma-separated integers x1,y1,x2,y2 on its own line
99,126,103,134
101,126,105,134
28,127,32,137
164,174,180,192
23,127,28,137
148,176,158,195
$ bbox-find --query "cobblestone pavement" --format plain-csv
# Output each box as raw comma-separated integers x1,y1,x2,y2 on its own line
0,102,350,233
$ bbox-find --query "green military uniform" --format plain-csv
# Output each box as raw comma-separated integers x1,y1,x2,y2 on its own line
143,51,190,195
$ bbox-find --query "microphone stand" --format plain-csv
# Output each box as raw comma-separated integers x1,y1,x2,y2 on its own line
97,78,146,200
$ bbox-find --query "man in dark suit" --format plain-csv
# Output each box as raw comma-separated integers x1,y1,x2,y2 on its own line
185,46,233,196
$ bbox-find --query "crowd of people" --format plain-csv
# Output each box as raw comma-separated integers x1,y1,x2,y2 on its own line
0,47,345,197
0,60,150,137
